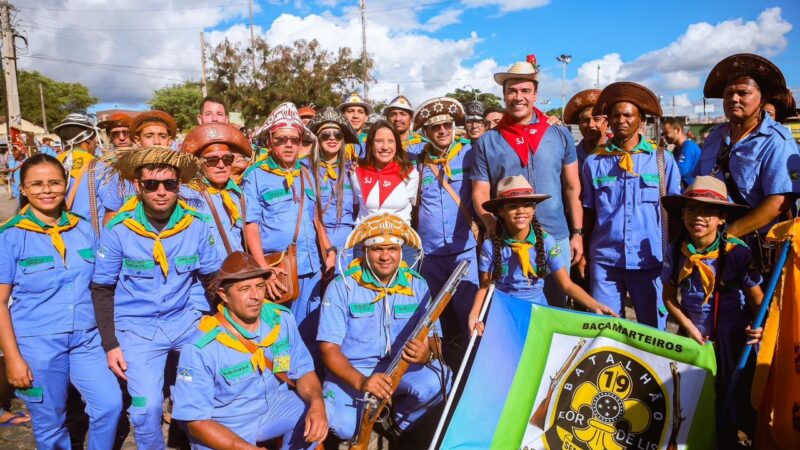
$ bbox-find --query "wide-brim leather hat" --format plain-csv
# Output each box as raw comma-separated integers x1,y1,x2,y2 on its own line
564,89,601,125
130,110,177,138
662,175,749,220
592,82,663,117
215,251,270,285
307,107,358,144
412,97,465,130
703,53,787,99
482,175,550,213
298,106,317,118
182,123,253,158
98,112,133,131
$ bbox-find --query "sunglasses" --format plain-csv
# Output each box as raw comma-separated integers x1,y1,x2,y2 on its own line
203,154,235,167
139,178,180,192
427,122,453,132
272,136,302,147
319,130,344,141
110,130,130,138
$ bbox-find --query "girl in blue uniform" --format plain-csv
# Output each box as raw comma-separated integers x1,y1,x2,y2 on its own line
0,154,121,449
661,176,764,448
469,176,614,333
308,107,360,254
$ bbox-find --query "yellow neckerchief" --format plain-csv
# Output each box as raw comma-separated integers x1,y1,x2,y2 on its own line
503,228,539,280
320,160,338,182
678,234,741,303
424,140,465,180
198,303,282,374
6,205,79,263
198,179,242,224
117,196,196,277
346,258,415,303
259,155,301,187
592,135,655,176
344,143,359,163
56,149,94,180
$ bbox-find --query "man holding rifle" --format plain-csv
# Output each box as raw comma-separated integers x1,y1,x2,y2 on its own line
318,212,450,445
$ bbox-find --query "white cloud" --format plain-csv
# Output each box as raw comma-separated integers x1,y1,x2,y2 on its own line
422,10,464,32
460,0,550,13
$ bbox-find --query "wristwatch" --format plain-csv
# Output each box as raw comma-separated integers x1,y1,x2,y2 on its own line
571,228,585,237
325,246,338,254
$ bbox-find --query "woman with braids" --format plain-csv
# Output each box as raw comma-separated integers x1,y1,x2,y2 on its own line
0,154,122,448
660,176,764,447
468,176,614,334
307,107,360,253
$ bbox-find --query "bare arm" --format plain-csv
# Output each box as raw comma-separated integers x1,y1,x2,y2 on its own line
472,180,495,235
0,285,32,388
320,341,392,399
551,268,616,316
185,420,260,450
294,371,329,443
662,282,704,344
468,272,492,335
727,194,791,238
561,162,583,265
244,223,266,267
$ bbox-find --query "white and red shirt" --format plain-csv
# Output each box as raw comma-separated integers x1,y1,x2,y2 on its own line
351,160,419,224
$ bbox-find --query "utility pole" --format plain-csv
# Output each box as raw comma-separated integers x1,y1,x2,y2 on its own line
556,54,572,120
671,96,675,117
596,64,600,88
248,0,256,80
38,82,47,132
199,32,208,97
0,0,21,132
359,0,368,100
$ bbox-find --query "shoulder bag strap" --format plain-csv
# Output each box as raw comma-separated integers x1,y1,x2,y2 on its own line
427,163,480,240
213,310,295,386
65,158,90,211
713,141,748,205
292,167,306,244
200,186,234,255
237,190,248,252
657,147,668,257
86,159,100,235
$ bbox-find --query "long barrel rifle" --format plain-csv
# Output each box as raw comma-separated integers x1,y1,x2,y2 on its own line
350,260,470,450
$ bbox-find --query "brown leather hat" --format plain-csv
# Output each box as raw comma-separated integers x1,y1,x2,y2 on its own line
564,89,601,125
592,82,662,117
98,112,132,131
182,123,253,157
130,110,177,138
298,106,316,118
216,252,269,285
703,53,787,99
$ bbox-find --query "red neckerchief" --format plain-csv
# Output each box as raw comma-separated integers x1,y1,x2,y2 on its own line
496,108,550,167
356,160,406,207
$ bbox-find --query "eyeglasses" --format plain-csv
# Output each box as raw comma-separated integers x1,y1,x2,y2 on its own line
110,130,130,138
427,122,454,133
203,154,235,167
467,121,485,128
138,178,180,192
272,136,302,147
24,180,67,194
319,130,344,141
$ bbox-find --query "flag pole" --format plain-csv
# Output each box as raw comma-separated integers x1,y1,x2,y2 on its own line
723,240,791,412
428,283,496,450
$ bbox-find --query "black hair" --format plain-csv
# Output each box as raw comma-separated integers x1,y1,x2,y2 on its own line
491,208,546,281
17,154,67,211
483,107,505,118
199,95,227,113
669,224,731,293
134,163,178,180
662,117,685,130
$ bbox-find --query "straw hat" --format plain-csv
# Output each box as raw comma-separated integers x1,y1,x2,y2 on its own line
343,212,422,251
591,82,662,117
482,175,551,213
703,53,787,99
307,107,358,144
563,89,601,125
661,176,748,220
494,55,540,86
337,92,374,115
385,95,415,115
130,110,177,138
412,97,465,130
181,123,253,158
104,146,199,182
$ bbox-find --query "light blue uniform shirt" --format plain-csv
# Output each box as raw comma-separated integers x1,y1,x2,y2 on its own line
242,158,321,275
0,210,98,336
403,132,428,164
38,145,58,157
93,202,221,341
172,304,313,424
417,139,478,256
317,164,357,251
581,136,681,269
7,154,21,198
317,267,432,369
181,180,245,258
472,118,577,241
65,159,122,225
697,114,800,229
478,231,564,303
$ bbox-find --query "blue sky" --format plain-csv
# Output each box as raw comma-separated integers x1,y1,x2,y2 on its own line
18,1,800,118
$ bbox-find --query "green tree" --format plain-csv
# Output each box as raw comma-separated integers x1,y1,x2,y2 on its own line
2,70,97,128
546,107,563,118
444,88,503,109
207,37,372,127
149,81,203,131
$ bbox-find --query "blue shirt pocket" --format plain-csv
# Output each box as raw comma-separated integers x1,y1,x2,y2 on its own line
77,248,95,263
638,174,661,203
16,386,43,403
221,360,258,386
593,176,620,207
260,190,293,225
174,254,200,274
393,301,418,319
19,256,55,275
346,302,377,344
121,260,156,292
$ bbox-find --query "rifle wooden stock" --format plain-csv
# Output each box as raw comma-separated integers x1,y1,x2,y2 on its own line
667,361,684,450
350,260,470,450
530,338,586,428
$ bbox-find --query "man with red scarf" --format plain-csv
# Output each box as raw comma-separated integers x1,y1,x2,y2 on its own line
471,56,583,308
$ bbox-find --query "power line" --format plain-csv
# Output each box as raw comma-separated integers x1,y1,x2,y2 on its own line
17,1,249,13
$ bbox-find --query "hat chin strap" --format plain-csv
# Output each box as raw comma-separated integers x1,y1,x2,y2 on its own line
428,124,456,154
364,252,401,291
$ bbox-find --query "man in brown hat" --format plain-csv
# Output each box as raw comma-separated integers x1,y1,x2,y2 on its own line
581,81,681,329
471,55,584,308
99,112,133,149
131,110,178,147
172,251,327,449
563,89,606,166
